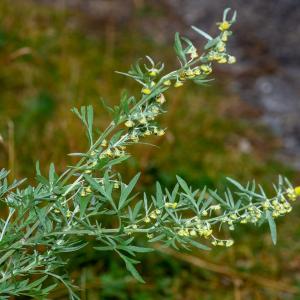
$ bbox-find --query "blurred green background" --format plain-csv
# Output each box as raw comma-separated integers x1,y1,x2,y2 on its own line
1,0,300,299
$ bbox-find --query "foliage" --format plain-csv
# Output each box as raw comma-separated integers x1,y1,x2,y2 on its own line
0,8,298,299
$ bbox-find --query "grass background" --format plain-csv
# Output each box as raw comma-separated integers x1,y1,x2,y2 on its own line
0,1,300,299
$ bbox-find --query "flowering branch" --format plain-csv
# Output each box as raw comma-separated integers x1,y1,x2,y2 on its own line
0,8,298,299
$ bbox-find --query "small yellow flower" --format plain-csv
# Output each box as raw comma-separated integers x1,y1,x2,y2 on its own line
187,46,198,60
193,68,201,76
156,94,166,104
178,229,186,236
185,69,195,78
157,129,165,137
84,169,92,174
200,64,212,74
144,130,151,136
150,211,157,219
190,229,197,236
294,186,300,196
202,210,208,216
66,210,72,218
165,202,178,209
149,69,158,77
131,134,139,142
190,51,198,59
226,240,234,247
287,188,296,201
144,216,151,223
262,201,270,210
174,81,183,88
216,42,226,52
105,149,113,157
211,204,221,210
218,21,231,31
125,120,134,128
218,57,227,64
228,56,236,64
163,80,171,86
85,186,92,193
147,233,153,239
101,139,108,147
113,182,120,189
139,117,147,125
141,87,152,95
114,148,121,157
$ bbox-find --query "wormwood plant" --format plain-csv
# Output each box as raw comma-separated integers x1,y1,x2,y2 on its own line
0,8,299,299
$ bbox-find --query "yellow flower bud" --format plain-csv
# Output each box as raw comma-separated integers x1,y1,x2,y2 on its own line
226,240,234,247
174,81,183,88
150,211,157,219
185,69,194,78
101,139,108,147
139,117,147,125
149,69,158,77
190,229,197,236
200,64,212,74
294,186,300,196
216,42,226,52
202,210,208,216
156,94,166,104
141,87,152,95
193,68,201,76
218,57,227,64
190,51,199,59
125,120,134,128
228,56,236,64
163,80,171,86
218,21,231,31
157,129,165,136
144,216,151,223
144,130,151,136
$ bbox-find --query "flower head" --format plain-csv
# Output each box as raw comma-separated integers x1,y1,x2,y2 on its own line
125,120,134,128
141,87,152,95
218,21,231,31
